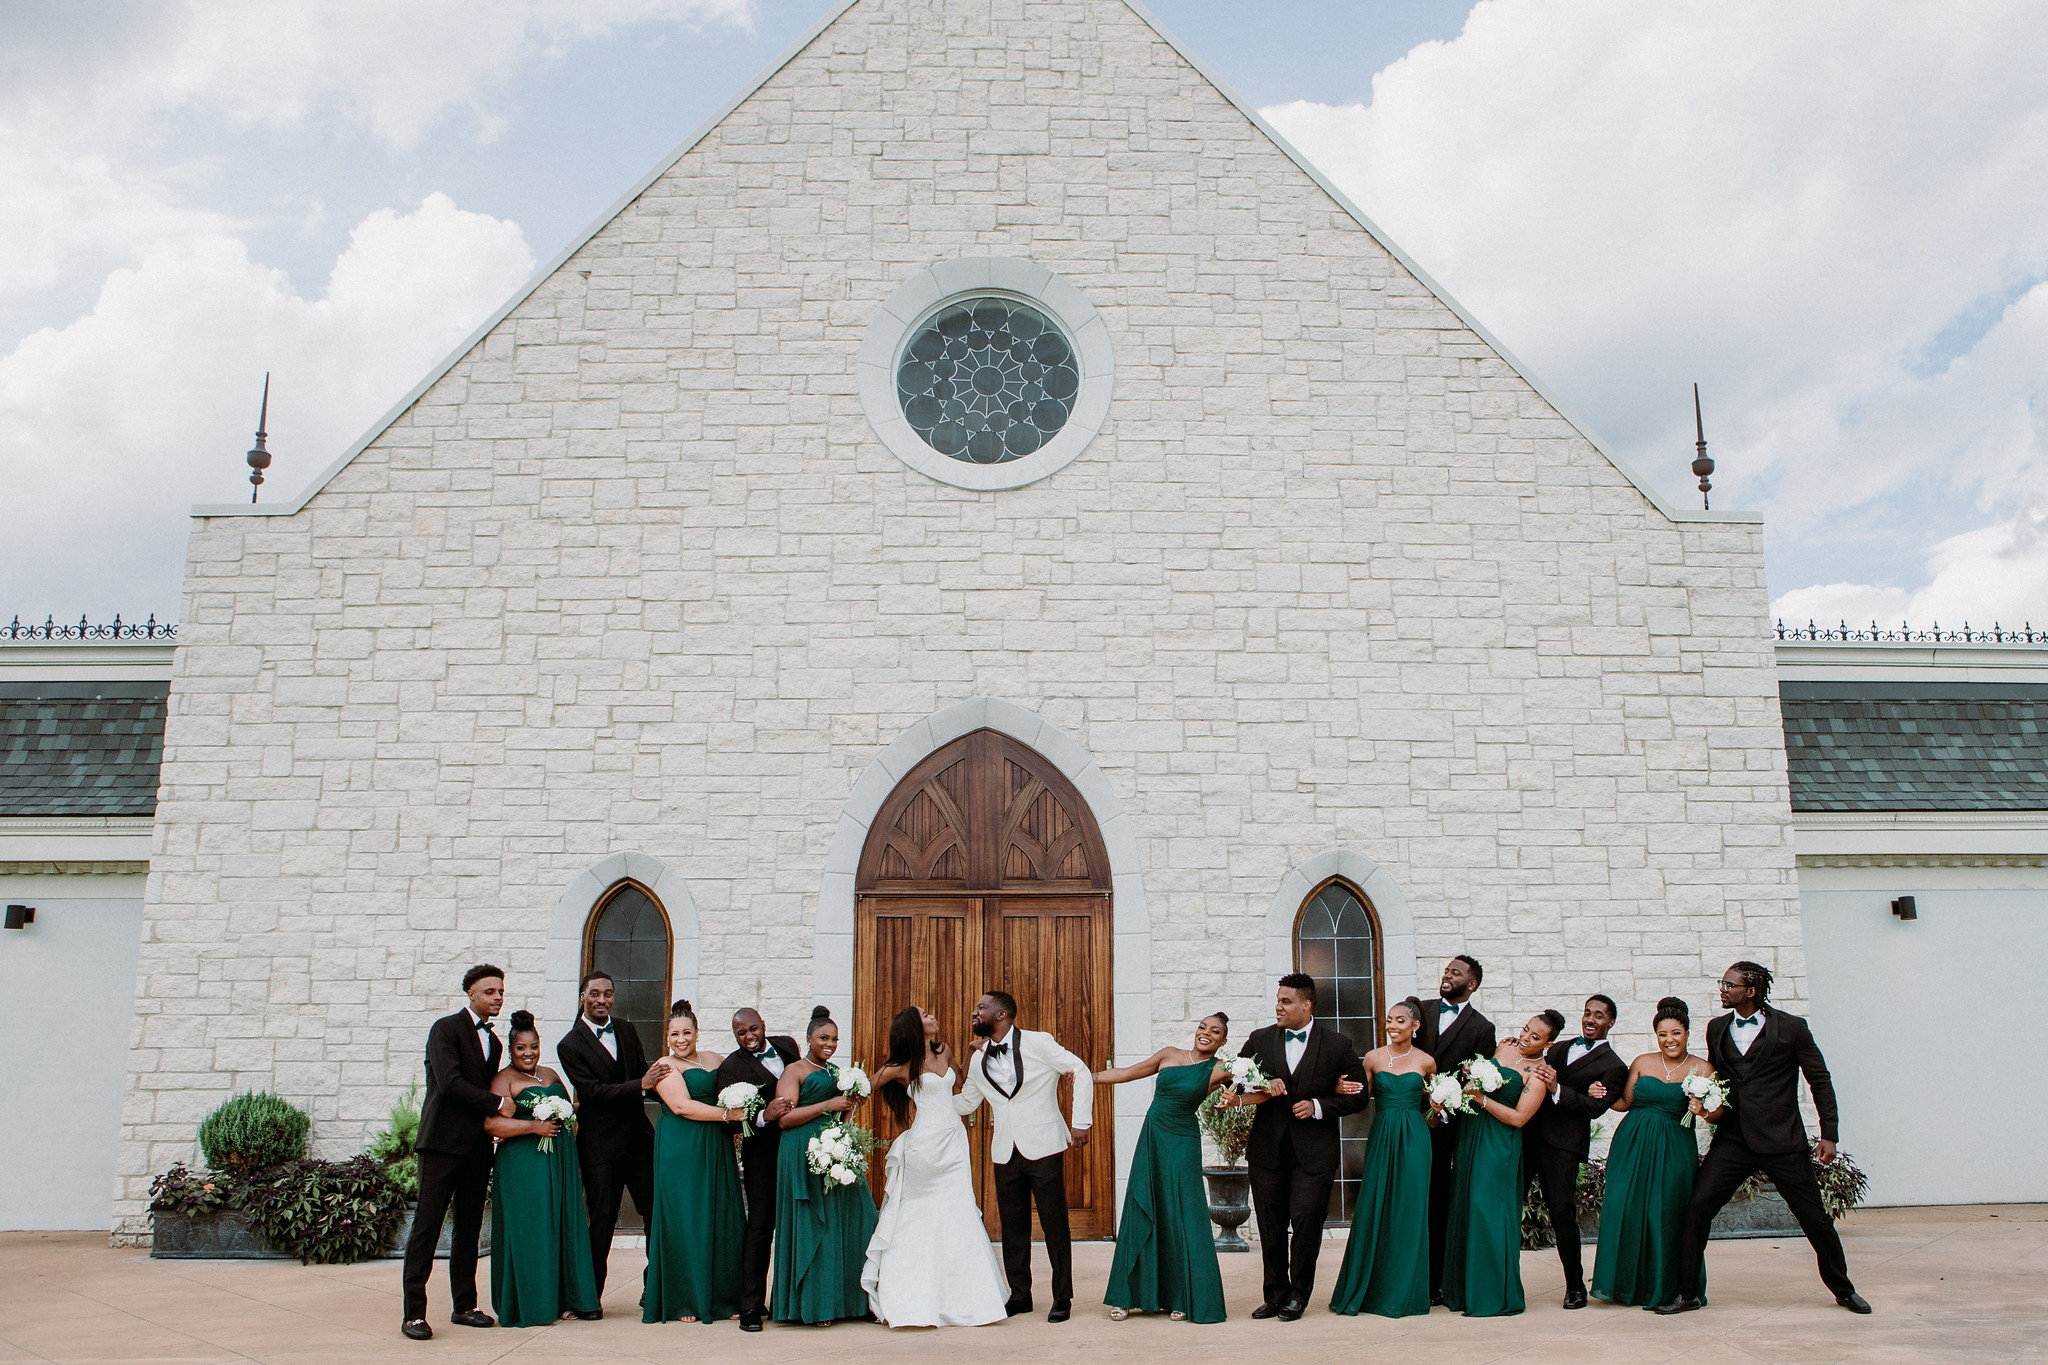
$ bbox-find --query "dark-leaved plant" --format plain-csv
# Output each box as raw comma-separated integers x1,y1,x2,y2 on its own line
237,1156,410,1265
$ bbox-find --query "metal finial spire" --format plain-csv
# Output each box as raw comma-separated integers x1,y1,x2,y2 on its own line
1690,383,1714,510
246,373,272,503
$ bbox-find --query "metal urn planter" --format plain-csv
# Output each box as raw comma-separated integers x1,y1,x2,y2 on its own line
1202,1166,1254,1252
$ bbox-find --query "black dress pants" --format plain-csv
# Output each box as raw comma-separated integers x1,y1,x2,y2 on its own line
1247,1131,1336,1308
737,1140,780,1316
1427,1116,1459,1295
994,1150,1072,1306
402,1143,493,1322
578,1153,653,1297
1678,1135,1854,1299
1527,1142,1587,1293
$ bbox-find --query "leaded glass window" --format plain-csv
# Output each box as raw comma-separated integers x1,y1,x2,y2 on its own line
1294,881,1382,1225
896,298,1079,464
585,883,672,1066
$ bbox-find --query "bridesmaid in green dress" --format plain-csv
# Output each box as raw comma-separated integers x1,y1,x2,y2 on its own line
1591,996,1720,1308
1442,1010,1564,1317
485,1011,601,1327
1092,1013,1234,1323
643,1000,750,1324
1328,997,1438,1318
771,1007,878,1325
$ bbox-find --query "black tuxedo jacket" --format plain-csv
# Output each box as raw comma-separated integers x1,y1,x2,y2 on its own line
1416,997,1496,1074
1239,1021,1367,1176
556,1016,655,1166
711,1035,801,1165
1524,1037,1627,1160
418,1009,504,1156
1705,1008,1839,1155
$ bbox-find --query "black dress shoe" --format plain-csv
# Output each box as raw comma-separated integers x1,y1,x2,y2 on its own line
1652,1295,1702,1315
1048,1302,1071,1323
1250,1301,1281,1320
563,1308,602,1321
1277,1297,1306,1322
450,1309,495,1328
1837,1292,1872,1314
1430,1290,1445,1307
401,1320,433,1341
739,1311,763,1332
1562,1289,1588,1310
1004,1299,1032,1318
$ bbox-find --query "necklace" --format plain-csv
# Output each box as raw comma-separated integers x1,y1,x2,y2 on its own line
509,1064,542,1085
1660,1054,1688,1082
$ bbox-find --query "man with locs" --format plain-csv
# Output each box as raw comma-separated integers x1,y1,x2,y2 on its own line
1525,993,1628,1308
554,970,669,1301
1415,954,1495,1304
1657,961,1870,1316
1221,972,1368,1321
402,964,521,1341
710,1007,799,1332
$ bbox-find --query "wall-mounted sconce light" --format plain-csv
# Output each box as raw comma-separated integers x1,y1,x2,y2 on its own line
1890,896,1917,921
3,904,33,930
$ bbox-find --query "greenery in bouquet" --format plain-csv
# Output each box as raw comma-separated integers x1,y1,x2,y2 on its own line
365,1085,421,1199
147,1163,236,1217
238,1155,410,1265
1197,1087,1254,1166
197,1091,311,1174
805,1119,875,1190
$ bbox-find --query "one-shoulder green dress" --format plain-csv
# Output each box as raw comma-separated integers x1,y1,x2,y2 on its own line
771,1067,879,1324
1104,1060,1226,1322
1591,1074,1708,1307
489,1081,599,1327
1329,1070,1432,1317
643,1065,747,1323
1441,1066,1527,1317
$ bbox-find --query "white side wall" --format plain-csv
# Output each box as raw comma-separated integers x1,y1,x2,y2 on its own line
1797,863,2048,1206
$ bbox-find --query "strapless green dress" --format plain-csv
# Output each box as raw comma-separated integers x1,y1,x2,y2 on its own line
643,1066,746,1323
1104,1061,1226,1322
1442,1066,1527,1317
1591,1074,1708,1306
1328,1070,1431,1317
489,1081,599,1327
771,1067,878,1323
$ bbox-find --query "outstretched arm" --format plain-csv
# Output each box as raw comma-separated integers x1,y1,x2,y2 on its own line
1793,1021,1841,1156
1095,1047,1172,1086
1043,1035,1094,1135
952,1057,986,1117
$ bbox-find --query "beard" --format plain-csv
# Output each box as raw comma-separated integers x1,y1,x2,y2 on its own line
971,1018,994,1038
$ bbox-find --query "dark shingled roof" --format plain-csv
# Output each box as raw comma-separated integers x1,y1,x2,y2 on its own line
0,683,168,817
1780,683,2048,811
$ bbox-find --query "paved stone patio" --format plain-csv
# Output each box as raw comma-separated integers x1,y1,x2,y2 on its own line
3,1206,2040,1364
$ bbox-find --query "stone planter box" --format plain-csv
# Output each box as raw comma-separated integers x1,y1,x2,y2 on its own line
151,1212,290,1260
383,1202,492,1260
1576,1188,1801,1243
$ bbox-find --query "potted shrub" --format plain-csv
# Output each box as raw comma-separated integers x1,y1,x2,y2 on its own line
241,1156,410,1265
1197,1088,1255,1252
151,1092,312,1259
199,1090,310,1173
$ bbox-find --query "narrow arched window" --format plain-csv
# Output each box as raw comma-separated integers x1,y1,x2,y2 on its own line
1293,879,1383,1225
582,881,673,1065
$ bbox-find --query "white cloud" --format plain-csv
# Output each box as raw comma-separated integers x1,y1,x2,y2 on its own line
1263,0,2048,619
0,194,534,620
1775,509,2048,634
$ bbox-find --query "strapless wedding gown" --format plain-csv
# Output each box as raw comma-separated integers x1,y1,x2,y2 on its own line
860,1068,1009,1327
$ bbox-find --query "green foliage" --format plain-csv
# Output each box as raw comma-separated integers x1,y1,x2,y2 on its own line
366,1085,422,1198
237,1156,410,1265
197,1091,310,1174
1198,1088,1254,1167
147,1163,236,1216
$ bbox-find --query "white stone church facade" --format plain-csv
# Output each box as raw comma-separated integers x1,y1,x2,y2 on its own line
108,0,1804,1235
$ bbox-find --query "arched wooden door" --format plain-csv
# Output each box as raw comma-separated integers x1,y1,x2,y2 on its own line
854,728,1116,1240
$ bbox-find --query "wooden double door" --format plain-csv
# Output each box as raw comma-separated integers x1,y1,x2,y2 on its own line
853,730,1116,1240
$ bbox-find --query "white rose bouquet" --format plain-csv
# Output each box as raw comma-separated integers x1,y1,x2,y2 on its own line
805,1118,876,1191
1226,1054,1272,1095
1426,1073,1465,1117
834,1063,871,1099
717,1081,763,1123
1678,1072,1730,1128
526,1094,576,1153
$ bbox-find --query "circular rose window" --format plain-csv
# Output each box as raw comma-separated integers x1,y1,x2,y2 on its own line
896,298,1079,464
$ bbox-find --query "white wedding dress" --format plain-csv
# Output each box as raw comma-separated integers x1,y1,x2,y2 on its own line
860,1068,1010,1327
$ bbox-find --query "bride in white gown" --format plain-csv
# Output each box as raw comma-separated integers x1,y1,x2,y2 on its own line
861,1007,1010,1328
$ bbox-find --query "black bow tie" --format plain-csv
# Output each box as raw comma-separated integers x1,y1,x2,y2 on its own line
755,1047,775,1059
476,1019,494,1033
987,1042,1010,1056
1733,1015,1761,1028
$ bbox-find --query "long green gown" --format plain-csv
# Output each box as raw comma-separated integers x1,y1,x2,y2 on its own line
771,1067,879,1324
643,1066,747,1324
1590,1074,1708,1307
489,1081,599,1327
1104,1061,1227,1322
1328,1070,1432,1317
1441,1066,1527,1317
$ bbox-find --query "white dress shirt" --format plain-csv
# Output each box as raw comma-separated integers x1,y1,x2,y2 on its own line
1729,1008,1767,1056
583,1014,618,1060
983,1030,1020,1091
1281,1025,1321,1120
751,1045,787,1128
1551,1036,1603,1104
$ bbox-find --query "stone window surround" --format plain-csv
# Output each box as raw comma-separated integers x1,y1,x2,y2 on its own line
857,258,1114,491
542,851,701,1072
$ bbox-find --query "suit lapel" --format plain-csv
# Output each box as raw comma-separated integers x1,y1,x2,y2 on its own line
1298,1022,1327,1083
984,1031,1022,1099
1748,1010,1781,1068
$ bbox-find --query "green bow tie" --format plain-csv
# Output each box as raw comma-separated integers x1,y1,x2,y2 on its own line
1285,1029,1308,1044
592,1020,614,1036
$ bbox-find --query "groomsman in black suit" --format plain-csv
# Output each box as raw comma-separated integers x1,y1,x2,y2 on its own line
1223,972,1368,1321
402,965,520,1341
1525,993,1628,1308
711,1007,799,1332
1659,962,1869,1315
1415,954,1496,1303
554,970,666,1301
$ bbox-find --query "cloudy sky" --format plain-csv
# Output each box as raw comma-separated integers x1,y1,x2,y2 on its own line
4,0,2045,632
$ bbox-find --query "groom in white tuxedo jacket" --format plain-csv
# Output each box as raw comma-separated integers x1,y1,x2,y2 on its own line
954,990,1094,1322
